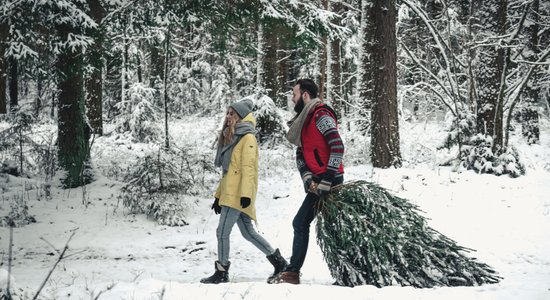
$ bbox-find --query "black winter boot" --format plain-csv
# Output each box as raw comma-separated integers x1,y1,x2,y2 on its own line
200,261,230,284
266,249,288,283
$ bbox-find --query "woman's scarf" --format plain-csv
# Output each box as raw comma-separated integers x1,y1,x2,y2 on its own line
286,98,321,147
214,121,256,174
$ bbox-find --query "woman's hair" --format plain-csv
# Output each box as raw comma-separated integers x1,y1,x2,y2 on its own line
218,108,241,146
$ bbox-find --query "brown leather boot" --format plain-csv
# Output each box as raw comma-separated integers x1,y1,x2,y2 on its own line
275,271,300,284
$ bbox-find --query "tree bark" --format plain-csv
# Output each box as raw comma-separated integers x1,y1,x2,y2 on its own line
330,1,343,115
521,0,540,144
256,21,264,91
358,0,373,134
35,75,42,117
276,23,294,108
136,41,143,83
277,46,289,109
0,18,7,114
86,0,106,135
163,28,170,149
369,0,402,168
9,56,18,112
319,29,328,101
56,22,89,188
474,0,507,154
149,39,165,88
263,20,279,105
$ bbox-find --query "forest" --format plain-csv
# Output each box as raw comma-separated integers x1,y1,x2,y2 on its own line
0,0,549,205
1,1,550,299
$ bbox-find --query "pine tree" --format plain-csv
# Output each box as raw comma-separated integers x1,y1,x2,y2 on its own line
54,0,96,188
0,11,7,114
316,180,500,288
368,0,402,168
85,0,106,135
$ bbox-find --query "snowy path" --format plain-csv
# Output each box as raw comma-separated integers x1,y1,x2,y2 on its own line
2,164,550,299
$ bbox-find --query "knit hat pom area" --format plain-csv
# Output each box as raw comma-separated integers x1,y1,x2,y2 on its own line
230,99,254,118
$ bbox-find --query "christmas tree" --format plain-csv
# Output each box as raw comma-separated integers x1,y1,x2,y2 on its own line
316,180,500,287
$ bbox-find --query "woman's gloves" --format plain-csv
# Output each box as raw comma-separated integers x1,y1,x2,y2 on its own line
240,197,251,208
212,197,251,213
212,198,221,214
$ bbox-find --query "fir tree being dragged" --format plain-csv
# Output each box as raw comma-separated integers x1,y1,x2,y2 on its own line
316,180,501,288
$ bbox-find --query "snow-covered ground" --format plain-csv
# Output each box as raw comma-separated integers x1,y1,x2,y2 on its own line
1,115,550,300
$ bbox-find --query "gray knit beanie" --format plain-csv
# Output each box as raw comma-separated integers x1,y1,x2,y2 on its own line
230,99,254,119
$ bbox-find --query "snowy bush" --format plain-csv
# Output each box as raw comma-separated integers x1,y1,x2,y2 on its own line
171,65,203,115
0,268,27,300
120,146,215,226
439,107,476,150
438,108,525,177
208,65,231,113
115,83,161,143
458,134,525,178
0,110,57,178
253,94,288,146
1,194,36,227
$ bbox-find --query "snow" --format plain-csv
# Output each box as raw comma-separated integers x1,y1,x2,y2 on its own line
1,115,550,300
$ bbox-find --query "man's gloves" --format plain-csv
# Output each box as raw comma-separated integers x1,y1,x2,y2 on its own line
301,171,313,194
212,198,221,214
315,172,334,197
240,197,251,208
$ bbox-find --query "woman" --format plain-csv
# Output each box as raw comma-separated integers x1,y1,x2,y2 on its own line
201,99,287,284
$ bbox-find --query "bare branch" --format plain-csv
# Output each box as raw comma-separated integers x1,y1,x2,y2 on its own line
401,43,456,114
401,0,462,100
32,231,77,300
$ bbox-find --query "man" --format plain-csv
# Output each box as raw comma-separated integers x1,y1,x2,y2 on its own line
275,79,344,284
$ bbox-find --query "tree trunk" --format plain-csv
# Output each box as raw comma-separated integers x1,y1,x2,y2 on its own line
263,20,279,105
317,0,329,101
369,0,402,168
9,56,18,112
474,0,507,154
86,0,106,135
276,23,294,108
521,0,540,144
277,47,289,109
163,28,170,149
0,19,7,114
493,0,507,153
256,21,264,91
56,22,90,188
330,1,343,115
122,24,129,105
358,0,373,134
320,47,327,101
149,39,164,88
136,41,143,83
35,75,42,117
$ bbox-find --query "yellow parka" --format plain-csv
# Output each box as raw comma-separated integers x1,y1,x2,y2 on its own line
214,113,258,220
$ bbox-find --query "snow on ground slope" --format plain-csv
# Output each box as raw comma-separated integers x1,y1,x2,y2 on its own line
1,115,550,300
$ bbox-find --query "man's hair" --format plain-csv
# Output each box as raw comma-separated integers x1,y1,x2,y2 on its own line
295,79,319,99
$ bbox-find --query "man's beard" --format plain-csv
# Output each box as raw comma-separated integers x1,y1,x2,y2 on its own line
294,96,305,114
